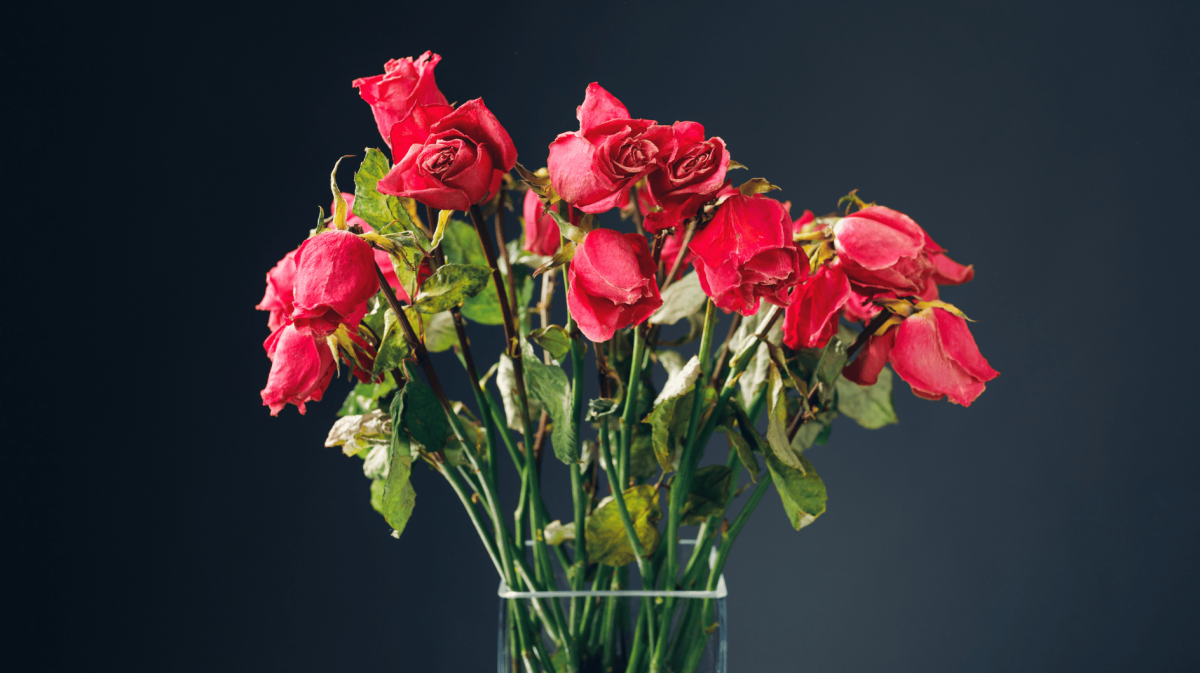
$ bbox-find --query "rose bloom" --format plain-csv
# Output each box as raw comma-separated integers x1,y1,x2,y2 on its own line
352,52,448,148
261,323,336,416
522,189,561,257
337,192,429,300
782,259,851,350
378,100,517,212
642,122,729,234
688,194,804,316
290,230,379,337
256,249,298,332
567,228,663,342
548,83,674,214
833,205,934,296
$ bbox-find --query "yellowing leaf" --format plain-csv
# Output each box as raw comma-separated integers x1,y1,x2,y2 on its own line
585,485,662,567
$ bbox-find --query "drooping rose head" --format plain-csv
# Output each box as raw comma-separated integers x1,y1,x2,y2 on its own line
522,189,561,257
783,259,851,350
833,206,934,295
256,248,298,332
642,122,729,232
290,230,380,337
352,52,449,147
548,83,674,214
567,228,663,342
261,323,337,416
377,99,517,212
888,307,999,406
336,192,427,301
688,194,805,316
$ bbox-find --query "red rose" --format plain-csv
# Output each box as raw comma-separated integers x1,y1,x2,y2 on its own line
566,228,663,342
352,52,448,148
290,230,379,337
260,323,336,416
782,259,851,350
377,99,517,212
256,248,298,332
921,231,976,286
833,205,933,295
660,227,696,280
688,194,804,316
337,193,428,301
522,189,561,256
547,83,674,214
889,308,999,406
642,122,729,233
842,288,882,323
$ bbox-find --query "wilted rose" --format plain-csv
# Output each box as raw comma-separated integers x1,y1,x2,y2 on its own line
290,230,379,337
548,83,674,214
782,259,851,350
689,194,804,316
642,122,729,233
567,228,662,342
378,99,517,212
261,323,336,416
522,189,561,257
352,52,448,148
833,206,933,295
256,249,298,332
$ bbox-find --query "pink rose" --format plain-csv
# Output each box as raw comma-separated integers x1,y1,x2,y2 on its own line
256,249,298,332
689,194,805,316
642,122,729,233
833,205,933,295
889,308,999,406
522,189,561,257
377,99,517,212
290,230,379,337
782,259,851,350
260,323,336,416
548,83,674,214
567,228,663,342
352,52,448,148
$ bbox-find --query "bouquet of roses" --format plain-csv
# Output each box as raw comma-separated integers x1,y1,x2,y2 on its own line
256,52,998,673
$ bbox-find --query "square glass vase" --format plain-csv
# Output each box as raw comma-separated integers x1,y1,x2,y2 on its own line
496,540,728,673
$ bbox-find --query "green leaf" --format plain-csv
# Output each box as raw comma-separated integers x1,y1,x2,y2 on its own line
681,465,733,525
440,218,535,325
362,444,389,479
422,311,459,353
496,354,542,434
585,485,662,567
644,356,702,473
394,377,450,453
410,264,491,314
809,327,852,406
352,148,417,234
791,410,838,453
765,448,826,531
835,366,898,430
337,371,398,416
765,362,804,470
381,393,418,535
649,272,707,325
530,325,572,362
544,520,576,546
725,426,761,483
585,398,619,421
373,309,411,375
731,304,783,406
630,433,659,481
369,477,386,514
525,354,579,464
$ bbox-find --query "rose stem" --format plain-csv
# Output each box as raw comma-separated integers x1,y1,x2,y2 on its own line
658,220,698,294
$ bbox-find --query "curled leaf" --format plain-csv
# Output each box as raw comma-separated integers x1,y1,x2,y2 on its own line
738,177,780,197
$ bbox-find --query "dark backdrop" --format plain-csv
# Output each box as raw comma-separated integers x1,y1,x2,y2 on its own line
7,1,1199,671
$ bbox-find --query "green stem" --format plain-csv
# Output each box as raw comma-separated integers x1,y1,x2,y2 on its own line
650,300,718,673
563,267,588,641
618,327,647,490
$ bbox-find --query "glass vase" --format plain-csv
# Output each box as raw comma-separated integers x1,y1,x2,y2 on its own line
496,541,727,673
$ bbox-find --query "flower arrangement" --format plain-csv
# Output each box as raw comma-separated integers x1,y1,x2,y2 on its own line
256,52,999,673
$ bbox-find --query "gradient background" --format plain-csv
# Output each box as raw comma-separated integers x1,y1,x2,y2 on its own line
7,1,1200,670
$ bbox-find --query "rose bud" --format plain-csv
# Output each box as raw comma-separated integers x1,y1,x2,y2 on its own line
660,227,697,280
352,52,448,148
522,189,561,257
889,307,999,406
833,205,933,296
336,192,428,300
783,259,852,350
261,323,337,416
842,327,897,386
378,99,517,212
256,248,298,332
688,194,805,316
548,83,674,214
290,230,380,337
642,122,729,233
566,228,663,342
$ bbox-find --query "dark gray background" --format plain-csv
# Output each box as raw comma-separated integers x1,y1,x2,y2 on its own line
6,0,1199,670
